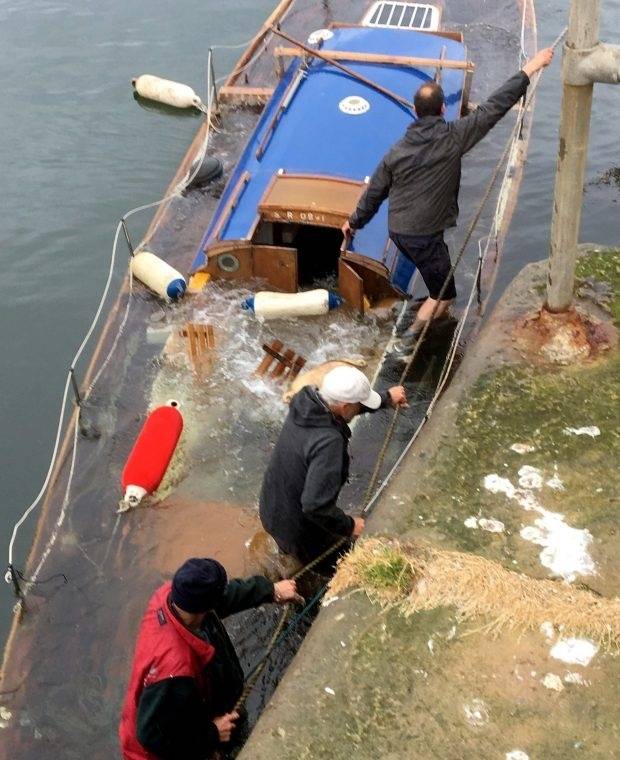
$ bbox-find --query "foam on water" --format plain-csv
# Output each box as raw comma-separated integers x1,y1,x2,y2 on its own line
148,281,391,503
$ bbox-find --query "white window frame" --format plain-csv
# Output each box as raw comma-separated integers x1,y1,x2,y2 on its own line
362,2,441,32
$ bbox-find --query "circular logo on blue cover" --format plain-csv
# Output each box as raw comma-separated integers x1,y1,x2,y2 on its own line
339,95,370,115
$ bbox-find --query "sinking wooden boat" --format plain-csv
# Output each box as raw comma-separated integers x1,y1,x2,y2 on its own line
1,1,537,756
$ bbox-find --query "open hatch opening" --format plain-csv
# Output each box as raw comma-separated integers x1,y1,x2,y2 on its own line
253,221,343,287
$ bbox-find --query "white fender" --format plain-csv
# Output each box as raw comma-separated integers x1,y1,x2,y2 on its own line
132,74,204,111
252,289,330,319
131,251,187,301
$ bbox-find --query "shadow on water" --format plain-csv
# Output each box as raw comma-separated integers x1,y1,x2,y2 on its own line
132,93,203,119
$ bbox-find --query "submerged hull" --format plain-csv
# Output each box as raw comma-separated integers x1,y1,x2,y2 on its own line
1,1,537,756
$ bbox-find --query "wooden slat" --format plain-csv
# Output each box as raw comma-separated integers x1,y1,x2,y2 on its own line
289,355,306,380
209,171,251,241
218,86,275,105
255,339,283,377
186,323,198,369
273,46,475,72
206,324,215,350
272,349,295,380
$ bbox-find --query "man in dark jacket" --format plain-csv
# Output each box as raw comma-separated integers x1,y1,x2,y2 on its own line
259,366,407,571
342,47,555,356
119,557,301,759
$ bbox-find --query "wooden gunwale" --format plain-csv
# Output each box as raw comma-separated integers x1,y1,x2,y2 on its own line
222,0,296,90
209,170,252,241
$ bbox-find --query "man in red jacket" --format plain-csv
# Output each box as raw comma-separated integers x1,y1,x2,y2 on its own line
119,557,301,759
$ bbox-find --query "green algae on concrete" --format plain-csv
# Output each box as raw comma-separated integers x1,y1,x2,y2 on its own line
241,249,620,760
408,354,620,593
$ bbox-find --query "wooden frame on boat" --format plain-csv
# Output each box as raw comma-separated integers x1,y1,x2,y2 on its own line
257,172,366,227
273,46,475,73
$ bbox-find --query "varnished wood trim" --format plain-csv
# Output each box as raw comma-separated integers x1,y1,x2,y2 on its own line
274,45,474,71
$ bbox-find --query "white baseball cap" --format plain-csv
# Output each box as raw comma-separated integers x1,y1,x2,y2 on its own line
319,366,382,410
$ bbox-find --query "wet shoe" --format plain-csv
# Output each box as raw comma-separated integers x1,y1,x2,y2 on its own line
391,332,420,358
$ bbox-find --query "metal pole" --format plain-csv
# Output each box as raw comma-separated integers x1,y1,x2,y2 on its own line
121,218,135,258
545,0,600,312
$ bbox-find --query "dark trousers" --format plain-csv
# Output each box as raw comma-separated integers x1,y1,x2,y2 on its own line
390,231,457,300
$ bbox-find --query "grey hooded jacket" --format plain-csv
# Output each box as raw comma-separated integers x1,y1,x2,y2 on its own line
259,386,387,563
349,70,530,236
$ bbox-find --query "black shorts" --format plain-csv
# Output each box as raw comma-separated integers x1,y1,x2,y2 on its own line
390,231,457,301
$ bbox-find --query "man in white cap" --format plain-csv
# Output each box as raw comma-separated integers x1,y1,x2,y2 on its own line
259,366,407,573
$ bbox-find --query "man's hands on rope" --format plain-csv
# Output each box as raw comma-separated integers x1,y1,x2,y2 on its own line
388,385,408,408
522,47,554,78
214,711,239,743
273,579,304,605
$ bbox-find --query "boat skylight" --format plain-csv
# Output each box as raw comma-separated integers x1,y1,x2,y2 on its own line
362,2,440,32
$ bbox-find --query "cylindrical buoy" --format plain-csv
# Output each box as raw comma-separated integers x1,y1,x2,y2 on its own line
131,74,205,111
186,155,224,189
121,400,184,509
243,289,342,319
131,250,187,301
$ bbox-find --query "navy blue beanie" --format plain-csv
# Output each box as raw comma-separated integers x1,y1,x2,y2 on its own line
171,558,228,613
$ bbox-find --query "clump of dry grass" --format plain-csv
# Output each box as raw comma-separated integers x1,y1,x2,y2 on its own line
331,538,620,650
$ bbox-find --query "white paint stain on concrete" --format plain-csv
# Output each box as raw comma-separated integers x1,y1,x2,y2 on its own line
462,698,489,727
463,516,505,533
0,706,12,729
563,425,600,438
564,671,589,686
510,443,536,454
483,469,595,582
322,595,339,608
518,465,544,489
324,686,336,696
540,621,555,642
520,512,595,581
546,470,565,491
506,752,529,760
542,672,564,691
551,638,598,666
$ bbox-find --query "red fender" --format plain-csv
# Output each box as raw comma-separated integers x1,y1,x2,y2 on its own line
121,401,183,505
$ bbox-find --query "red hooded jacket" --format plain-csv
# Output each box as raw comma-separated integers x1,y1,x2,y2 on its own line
119,582,216,759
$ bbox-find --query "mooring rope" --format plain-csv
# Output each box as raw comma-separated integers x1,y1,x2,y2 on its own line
5,50,220,599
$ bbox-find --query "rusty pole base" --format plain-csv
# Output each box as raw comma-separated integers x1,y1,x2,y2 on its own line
514,305,616,365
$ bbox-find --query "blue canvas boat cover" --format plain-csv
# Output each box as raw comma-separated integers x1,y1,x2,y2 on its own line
192,25,467,295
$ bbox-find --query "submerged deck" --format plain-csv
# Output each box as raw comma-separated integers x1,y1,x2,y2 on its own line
0,1,537,756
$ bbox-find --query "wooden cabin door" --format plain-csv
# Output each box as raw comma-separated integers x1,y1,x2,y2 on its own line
339,259,365,315
253,246,298,292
